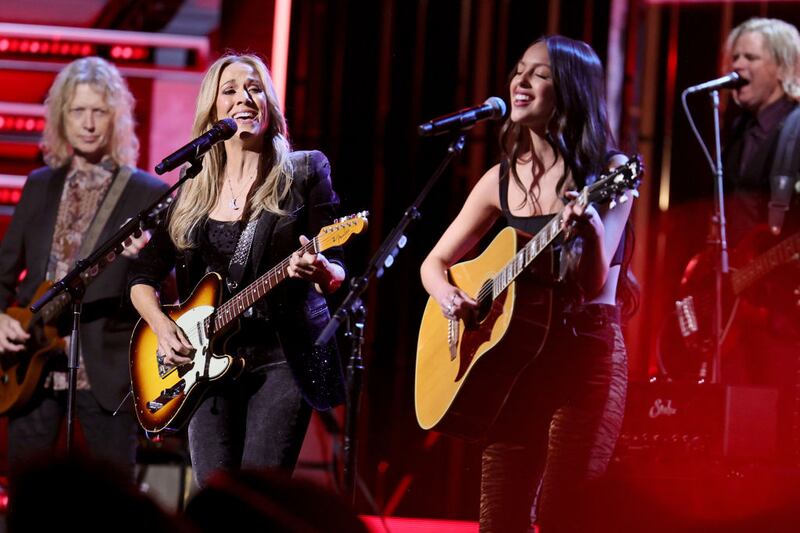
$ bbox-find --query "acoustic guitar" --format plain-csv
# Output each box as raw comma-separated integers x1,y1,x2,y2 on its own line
415,158,642,439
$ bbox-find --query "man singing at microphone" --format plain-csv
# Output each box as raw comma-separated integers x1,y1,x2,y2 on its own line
0,57,167,476
720,18,800,461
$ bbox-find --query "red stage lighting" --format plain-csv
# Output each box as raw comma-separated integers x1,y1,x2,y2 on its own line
0,24,209,72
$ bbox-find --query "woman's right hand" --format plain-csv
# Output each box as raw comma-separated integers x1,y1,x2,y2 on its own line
150,314,195,367
437,286,478,322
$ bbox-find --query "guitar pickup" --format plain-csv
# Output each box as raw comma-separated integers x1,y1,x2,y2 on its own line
147,381,185,413
675,296,698,338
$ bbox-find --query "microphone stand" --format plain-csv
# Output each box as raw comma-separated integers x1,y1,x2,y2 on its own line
681,87,731,385
708,89,729,384
30,158,204,452
315,133,468,503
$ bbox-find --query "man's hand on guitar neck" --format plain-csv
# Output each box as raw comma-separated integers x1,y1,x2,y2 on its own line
0,313,29,354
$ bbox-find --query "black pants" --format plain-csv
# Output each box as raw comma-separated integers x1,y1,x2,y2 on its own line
7,389,138,477
187,361,312,488
479,304,628,533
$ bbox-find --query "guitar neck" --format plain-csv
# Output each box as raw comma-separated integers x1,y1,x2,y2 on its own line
34,271,92,328
731,233,800,295
37,292,72,326
492,211,565,298
210,236,320,332
33,197,174,329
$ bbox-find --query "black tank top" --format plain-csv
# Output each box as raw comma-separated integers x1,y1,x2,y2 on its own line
498,161,626,267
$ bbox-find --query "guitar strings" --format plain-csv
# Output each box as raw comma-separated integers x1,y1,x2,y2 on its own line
209,238,320,331
465,160,640,309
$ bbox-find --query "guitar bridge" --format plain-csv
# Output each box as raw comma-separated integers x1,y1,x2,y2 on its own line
147,381,185,413
448,319,459,361
675,296,698,338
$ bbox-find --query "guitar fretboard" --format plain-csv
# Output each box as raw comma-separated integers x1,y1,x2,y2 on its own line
731,233,800,295
36,197,173,327
205,237,320,334
491,212,565,299
480,155,642,305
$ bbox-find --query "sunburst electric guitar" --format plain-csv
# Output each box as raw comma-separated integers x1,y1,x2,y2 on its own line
415,158,642,440
0,197,173,416
129,213,368,433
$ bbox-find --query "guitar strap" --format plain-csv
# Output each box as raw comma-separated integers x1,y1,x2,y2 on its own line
64,164,134,279
226,217,259,293
768,105,800,235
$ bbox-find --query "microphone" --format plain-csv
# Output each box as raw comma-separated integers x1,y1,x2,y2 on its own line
418,97,507,136
154,118,238,175
685,72,748,94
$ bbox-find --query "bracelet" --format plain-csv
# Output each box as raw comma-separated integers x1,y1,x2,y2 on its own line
324,274,342,294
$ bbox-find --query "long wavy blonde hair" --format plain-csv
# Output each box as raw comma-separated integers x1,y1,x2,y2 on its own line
168,54,293,249
725,17,800,101
42,56,139,168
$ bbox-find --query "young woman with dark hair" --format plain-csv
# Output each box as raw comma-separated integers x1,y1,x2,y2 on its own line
420,35,636,532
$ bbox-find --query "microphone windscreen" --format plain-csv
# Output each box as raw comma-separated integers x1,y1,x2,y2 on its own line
484,97,507,119
216,118,238,137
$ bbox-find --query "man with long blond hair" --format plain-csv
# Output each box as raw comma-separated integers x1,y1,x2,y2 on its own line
720,18,800,462
0,56,167,475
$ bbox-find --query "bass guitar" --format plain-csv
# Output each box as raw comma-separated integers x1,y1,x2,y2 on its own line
415,157,642,440
129,212,368,433
0,197,173,416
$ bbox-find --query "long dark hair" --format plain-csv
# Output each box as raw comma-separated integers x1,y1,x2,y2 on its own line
500,35,639,317
500,34,615,202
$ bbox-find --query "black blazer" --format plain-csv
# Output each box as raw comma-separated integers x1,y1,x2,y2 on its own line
0,165,169,411
130,150,346,410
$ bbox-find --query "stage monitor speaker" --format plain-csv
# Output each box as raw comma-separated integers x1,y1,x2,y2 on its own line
723,385,778,459
616,382,777,463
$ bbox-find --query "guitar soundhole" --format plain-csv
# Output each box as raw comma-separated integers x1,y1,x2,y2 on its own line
471,281,495,327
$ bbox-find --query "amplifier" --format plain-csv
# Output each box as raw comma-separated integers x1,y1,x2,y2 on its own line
615,382,777,464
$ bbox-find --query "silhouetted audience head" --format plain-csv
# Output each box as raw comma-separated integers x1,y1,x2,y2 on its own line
7,452,190,533
184,468,368,533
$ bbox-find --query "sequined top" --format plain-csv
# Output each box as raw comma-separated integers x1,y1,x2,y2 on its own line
201,218,285,369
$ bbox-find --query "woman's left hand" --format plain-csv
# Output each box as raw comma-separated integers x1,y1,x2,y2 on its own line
288,235,345,293
561,191,604,244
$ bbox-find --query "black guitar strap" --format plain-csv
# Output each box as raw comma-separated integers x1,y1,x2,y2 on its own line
768,105,800,235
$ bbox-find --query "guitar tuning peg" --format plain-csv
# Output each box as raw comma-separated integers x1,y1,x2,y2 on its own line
632,190,640,198
618,195,628,204
609,199,617,209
